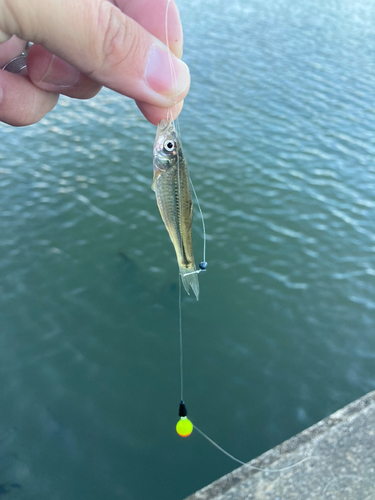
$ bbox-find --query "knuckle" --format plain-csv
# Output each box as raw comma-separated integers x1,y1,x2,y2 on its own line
92,3,142,76
62,81,102,101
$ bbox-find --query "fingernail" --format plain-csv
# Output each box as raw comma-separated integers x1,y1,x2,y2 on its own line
144,45,190,97
39,55,80,87
0,86,3,105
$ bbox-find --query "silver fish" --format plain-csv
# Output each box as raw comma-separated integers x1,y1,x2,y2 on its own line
152,119,199,300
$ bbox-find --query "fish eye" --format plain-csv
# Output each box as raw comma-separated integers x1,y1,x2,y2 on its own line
163,140,175,152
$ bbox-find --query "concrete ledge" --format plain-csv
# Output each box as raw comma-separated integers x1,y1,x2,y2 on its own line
185,391,375,500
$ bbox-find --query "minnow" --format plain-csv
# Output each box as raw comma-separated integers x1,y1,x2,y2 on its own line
152,119,199,300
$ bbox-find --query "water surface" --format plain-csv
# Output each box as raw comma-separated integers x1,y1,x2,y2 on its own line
1,0,375,498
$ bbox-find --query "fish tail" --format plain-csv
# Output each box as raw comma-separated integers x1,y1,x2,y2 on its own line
179,266,200,300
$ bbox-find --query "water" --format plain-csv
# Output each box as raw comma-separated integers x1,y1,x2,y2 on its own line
0,0,375,498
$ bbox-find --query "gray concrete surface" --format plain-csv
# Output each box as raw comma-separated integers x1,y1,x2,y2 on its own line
185,391,375,500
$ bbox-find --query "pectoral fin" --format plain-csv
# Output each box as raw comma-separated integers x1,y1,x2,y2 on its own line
151,169,162,192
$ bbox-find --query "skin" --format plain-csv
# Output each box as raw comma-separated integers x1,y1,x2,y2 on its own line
0,0,190,126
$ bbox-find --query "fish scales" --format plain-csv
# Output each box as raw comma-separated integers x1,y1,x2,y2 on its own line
154,154,193,266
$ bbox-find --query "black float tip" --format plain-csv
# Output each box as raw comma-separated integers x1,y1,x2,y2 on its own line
199,261,207,270
179,401,187,417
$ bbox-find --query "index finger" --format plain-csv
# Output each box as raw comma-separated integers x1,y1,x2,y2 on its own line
0,0,190,110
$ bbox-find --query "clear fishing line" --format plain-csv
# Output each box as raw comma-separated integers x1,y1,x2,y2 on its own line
165,0,207,275
164,0,314,474
192,425,317,472
178,276,184,402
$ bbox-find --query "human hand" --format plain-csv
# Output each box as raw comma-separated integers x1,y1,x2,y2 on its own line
0,0,190,126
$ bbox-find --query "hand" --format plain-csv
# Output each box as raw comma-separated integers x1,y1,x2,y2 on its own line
0,0,190,126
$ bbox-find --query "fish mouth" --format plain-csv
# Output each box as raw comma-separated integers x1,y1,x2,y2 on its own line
157,118,172,132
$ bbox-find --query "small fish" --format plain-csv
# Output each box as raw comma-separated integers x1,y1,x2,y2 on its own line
152,119,199,300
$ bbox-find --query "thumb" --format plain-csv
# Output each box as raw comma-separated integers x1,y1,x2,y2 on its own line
0,0,190,108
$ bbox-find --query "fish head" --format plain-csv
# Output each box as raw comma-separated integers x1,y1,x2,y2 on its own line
153,119,183,172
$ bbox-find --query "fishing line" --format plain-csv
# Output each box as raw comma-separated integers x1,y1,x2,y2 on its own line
189,180,207,266
166,0,206,268
178,276,183,402
164,0,206,441
165,0,207,275
165,0,180,131
163,0,312,475
193,425,317,472
164,0,186,412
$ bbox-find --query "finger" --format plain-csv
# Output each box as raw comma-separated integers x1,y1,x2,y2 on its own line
0,71,59,126
0,35,26,67
27,45,102,100
0,0,190,109
136,99,183,125
115,0,183,58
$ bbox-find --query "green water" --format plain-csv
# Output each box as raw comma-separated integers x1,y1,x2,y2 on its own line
1,0,375,498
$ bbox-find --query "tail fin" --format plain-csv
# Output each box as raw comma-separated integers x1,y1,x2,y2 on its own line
180,266,199,300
